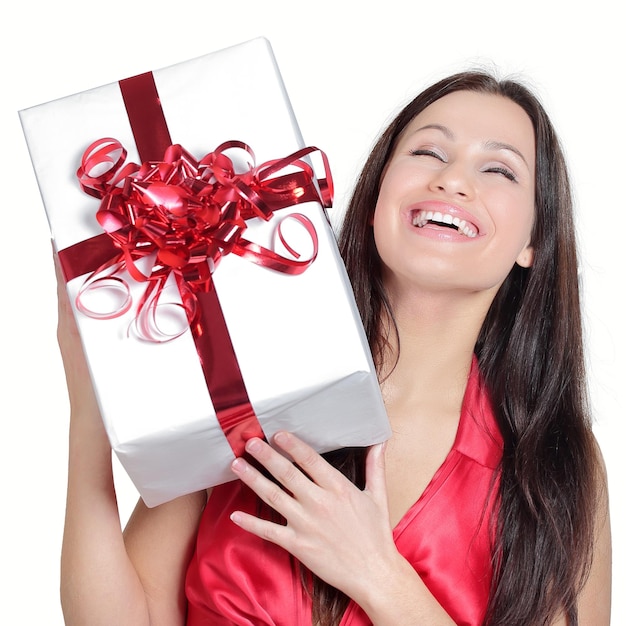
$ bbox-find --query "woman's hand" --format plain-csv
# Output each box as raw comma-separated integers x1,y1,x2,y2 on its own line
229,432,403,605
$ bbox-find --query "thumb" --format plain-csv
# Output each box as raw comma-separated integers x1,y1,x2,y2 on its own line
364,441,389,509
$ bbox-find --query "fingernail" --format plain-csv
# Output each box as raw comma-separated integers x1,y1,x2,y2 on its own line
231,457,247,473
273,431,289,445
245,438,262,453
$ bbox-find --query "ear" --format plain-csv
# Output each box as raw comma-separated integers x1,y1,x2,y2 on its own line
516,243,534,268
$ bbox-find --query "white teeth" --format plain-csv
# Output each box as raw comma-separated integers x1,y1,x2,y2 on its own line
411,210,477,238
411,213,427,227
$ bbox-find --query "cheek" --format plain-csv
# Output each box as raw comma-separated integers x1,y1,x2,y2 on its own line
371,180,395,237
372,164,417,224
371,199,400,267
371,204,388,251
377,161,420,198
514,200,536,248
491,208,535,272
493,190,535,241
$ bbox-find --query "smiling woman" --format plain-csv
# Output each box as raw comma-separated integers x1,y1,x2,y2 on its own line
57,71,611,626
372,91,536,301
332,71,610,625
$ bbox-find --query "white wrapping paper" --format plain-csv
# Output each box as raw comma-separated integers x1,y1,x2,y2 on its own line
20,37,391,507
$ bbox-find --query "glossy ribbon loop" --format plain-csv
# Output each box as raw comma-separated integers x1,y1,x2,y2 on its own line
72,139,332,341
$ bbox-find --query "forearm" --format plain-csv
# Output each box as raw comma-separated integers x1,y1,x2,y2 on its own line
356,553,457,626
56,253,162,625
60,409,150,626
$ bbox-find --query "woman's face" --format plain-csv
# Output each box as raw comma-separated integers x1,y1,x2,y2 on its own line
372,90,536,299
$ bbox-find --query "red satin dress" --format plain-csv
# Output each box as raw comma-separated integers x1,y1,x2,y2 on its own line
185,357,503,625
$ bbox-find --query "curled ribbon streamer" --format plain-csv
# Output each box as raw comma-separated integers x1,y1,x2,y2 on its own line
73,139,332,341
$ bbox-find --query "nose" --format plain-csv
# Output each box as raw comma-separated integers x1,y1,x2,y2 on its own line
428,161,474,199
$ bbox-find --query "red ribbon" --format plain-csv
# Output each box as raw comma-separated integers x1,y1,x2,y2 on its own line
57,71,334,458
69,138,330,338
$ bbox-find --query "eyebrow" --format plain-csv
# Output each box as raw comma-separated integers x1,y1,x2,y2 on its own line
413,124,530,166
415,123,453,139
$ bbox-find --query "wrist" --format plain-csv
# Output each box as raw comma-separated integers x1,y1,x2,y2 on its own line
356,552,414,614
356,553,454,626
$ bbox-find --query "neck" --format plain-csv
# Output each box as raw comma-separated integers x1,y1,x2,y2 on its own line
378,287,493,417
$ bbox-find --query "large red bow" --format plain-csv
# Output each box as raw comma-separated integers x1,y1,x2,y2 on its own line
72,138,333,341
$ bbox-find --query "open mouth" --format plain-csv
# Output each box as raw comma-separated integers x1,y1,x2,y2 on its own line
411,210,478,238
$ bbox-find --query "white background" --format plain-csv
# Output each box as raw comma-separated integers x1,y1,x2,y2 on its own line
1,1,623,622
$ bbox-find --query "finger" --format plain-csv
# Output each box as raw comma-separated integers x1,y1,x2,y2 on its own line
364,442,390,511
230,454,301,520
52,246,76,329
242,434,329,497
52,244,68,301
229,509,295,550
52,242,63,282
269,431,343,491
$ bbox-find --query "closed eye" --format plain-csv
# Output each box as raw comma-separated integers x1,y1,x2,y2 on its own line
484,166,517,182
410,149,446,162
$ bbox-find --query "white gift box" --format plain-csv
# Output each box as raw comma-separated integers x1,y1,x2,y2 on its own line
20,37,391,507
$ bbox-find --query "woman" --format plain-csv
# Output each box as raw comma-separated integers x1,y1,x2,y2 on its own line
58,71,611,625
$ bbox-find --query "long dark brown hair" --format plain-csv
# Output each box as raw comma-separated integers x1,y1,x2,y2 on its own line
310,71,602,625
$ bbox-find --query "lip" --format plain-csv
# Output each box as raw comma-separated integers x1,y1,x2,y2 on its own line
403,200,484,241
